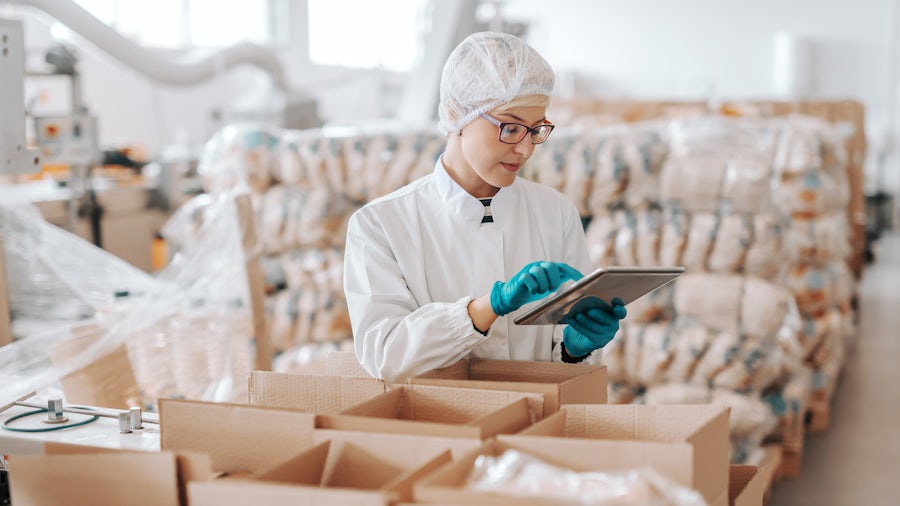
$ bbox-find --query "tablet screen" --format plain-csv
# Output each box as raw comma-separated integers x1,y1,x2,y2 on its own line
513,266,685,325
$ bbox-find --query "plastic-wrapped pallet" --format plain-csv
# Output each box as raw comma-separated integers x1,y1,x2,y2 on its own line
0,190,258,409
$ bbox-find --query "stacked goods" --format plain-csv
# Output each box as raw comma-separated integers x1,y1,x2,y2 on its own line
569,116,856,464
771,118,857,434
523,124,669,219
197,123,445,361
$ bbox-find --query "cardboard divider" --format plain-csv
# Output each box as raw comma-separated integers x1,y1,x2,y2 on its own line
312,429,482,461
159,398,316,475
248,370,386,413
504,404,731,505
316,384,536,440
409,358,608,418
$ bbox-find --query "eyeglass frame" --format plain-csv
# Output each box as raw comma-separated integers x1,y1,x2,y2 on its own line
479,113,555,144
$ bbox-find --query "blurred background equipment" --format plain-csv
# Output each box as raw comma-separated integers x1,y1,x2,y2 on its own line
0,19,40,176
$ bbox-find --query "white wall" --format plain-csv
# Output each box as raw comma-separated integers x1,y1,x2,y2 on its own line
10,0,900,194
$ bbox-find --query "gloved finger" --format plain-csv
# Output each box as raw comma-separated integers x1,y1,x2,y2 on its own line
528,263,551,293
584,306,628,320
572,312,616,335
556,263,584,283
583,307,622,325
544,262,562,290
609,297,627,319
566,296,611,319
521,271,540,293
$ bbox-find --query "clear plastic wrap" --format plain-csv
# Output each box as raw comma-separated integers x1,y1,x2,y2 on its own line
0,189,257,409
467,449,707,506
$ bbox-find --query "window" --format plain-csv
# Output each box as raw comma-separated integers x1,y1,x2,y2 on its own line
307,0,430,71
70,0,286,49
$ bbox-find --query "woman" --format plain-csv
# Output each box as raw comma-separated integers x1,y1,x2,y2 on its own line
344,32,626,382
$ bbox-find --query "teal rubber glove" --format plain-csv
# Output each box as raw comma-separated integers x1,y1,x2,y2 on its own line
490,261,583,316
562,296,627,358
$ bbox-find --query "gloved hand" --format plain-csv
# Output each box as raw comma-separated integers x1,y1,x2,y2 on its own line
490,261,582,316
562,296,627,358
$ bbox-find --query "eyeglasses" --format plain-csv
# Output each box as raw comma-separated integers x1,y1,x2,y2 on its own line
479,113,555,144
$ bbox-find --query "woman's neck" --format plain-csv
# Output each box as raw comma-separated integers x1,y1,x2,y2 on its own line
441,141,500,199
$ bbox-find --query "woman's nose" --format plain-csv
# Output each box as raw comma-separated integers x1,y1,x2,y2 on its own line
513,136,535,157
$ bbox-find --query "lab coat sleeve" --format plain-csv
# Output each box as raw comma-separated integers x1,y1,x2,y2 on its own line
344,208,490,383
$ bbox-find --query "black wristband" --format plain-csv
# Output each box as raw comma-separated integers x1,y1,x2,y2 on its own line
473,323,489,336
561,343,589,363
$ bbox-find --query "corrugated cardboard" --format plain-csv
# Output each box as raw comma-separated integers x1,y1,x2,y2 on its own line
248,371,386,412
503,403,731,505
316,384,536,439
312,429,482,461
410,358,608,418
188,439,452,506
9,451,181,506
325,350,374,377
729,465,765,506
159,398,316,475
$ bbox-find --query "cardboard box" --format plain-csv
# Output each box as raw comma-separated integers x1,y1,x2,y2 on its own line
159,398,316,475
10,450,184,506
410,358,607,418
503,404,731,505
729,465,765,506
312,429,482,461
37,442,214,506
415,438,719,505
415,436,732,506
188,439,452,506
248,371,386,413
316,384,536,439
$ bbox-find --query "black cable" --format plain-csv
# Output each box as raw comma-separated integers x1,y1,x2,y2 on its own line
2,408,100,433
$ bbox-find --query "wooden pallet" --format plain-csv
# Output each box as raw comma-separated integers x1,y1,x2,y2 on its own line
780,443,803,479
807,397,832,433
759,445,783,505
775,408,806,479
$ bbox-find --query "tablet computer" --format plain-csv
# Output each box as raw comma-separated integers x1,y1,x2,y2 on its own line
513,266,685,325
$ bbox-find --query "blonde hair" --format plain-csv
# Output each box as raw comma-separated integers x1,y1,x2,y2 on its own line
493,94,551,115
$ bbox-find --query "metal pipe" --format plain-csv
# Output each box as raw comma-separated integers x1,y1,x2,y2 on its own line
6,0,289,91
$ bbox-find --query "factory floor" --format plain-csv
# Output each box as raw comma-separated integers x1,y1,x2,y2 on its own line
769,231,900,505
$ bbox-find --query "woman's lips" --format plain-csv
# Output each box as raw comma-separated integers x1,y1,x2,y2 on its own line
500,162,521,172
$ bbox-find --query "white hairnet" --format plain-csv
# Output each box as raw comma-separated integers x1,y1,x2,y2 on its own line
438,31,555,136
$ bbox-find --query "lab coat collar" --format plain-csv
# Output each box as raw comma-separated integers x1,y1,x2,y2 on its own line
433,158,515,225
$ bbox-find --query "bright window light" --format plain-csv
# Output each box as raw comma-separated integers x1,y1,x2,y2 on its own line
191,0,270,47
308,0,429,71
117,0,183,48
73,0,282,49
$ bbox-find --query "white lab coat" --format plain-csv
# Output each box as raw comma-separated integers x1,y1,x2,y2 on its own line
344,159,591,383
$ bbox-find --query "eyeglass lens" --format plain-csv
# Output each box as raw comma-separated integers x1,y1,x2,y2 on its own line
499,123,553,144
